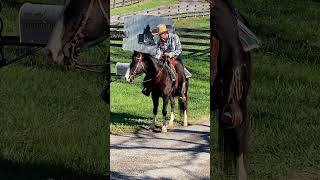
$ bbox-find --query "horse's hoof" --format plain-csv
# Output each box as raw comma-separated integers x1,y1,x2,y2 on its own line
161,126,168,133
183,122,188,127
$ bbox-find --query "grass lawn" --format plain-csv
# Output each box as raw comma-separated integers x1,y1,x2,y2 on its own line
0,1,109,178
110,16,210,134
111,0,180,16
211,0,320,179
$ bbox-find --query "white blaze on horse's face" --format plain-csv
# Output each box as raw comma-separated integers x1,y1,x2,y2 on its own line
45,13,65,64
124,67,131,82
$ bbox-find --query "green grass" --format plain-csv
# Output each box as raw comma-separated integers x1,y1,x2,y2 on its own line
110,16,210,134
174,16,210,29
110,0,180,16
0,1,109,178
210,0,320,179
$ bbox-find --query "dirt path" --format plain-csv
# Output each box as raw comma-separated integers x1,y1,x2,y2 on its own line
110,121,210,179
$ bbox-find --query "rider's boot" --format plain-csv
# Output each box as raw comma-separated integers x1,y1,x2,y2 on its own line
142,87,151,96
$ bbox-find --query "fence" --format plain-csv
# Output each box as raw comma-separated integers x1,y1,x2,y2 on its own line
110,25,210,54
111,0,144,9
111,2,210,24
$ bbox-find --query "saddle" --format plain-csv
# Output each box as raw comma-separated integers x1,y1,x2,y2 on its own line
164,56,179,90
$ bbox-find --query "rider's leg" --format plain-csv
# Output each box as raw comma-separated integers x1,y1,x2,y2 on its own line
142,87,151,96
177,55,192,78
175,62,187,100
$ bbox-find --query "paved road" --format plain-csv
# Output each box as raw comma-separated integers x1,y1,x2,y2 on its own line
111,121,210,180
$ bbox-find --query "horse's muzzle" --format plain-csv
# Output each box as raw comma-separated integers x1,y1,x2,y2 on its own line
44,47,64,65
124,69,134,82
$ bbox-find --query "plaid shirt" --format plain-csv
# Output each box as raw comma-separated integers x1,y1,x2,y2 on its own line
154,33,182,59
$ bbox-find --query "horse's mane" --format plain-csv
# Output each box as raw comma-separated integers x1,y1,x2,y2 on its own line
139,52,165,66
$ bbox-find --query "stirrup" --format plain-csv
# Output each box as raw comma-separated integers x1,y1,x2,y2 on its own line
142,88,151,96
179,94,186,101
184,67,192,78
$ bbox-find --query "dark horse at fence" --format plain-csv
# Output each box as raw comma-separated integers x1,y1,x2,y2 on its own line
210,0,252,179
125,51,189,133
45,0,109,104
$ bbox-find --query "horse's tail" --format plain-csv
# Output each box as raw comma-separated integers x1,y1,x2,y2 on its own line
179,78,189,116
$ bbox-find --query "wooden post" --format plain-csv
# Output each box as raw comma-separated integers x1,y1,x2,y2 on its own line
113,0,116,8
122,0,125,7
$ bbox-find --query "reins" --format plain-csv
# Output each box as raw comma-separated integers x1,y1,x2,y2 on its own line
129,54,165,84
63,0,109,73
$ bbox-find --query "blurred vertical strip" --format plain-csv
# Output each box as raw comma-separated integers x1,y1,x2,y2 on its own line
104,0,111,178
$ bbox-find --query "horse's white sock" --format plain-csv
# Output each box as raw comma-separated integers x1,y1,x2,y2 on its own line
237,153,247,180
170,112,174,123
183,110,188,126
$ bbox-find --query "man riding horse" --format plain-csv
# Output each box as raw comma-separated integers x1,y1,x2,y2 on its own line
142,24,188,99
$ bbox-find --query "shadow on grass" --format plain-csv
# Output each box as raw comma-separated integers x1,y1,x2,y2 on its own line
111,112,152,127
0,158,109,180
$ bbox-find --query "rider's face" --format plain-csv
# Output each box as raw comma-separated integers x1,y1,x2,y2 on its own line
160,33,169,42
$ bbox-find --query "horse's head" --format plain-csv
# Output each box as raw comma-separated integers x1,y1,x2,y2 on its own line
125,51,148,82
45,0,108,65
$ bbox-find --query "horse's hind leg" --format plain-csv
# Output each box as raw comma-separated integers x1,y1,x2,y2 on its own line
161,97,169,133
180,79,188,127
168,96,175,129
151,94,159,130
183,107,188,127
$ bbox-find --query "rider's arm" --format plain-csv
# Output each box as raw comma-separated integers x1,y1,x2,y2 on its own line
168,34,182,58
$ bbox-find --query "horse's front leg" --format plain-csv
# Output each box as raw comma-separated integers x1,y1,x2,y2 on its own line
161,97,170,133
236,111,248,180
237,152,247,180
151,93,159,130
168,96,175,129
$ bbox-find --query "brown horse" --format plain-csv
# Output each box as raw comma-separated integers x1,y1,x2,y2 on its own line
210,0,252,179
45,0,109,104
125,51,189,133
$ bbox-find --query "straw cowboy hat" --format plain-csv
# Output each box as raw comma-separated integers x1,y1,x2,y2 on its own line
152,24,169,36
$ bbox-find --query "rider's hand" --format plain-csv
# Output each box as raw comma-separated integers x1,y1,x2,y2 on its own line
164,53,170,57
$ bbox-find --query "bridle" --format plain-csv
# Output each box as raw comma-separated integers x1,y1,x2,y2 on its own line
128,53,165,83
130,53,145,78
62,0,109,67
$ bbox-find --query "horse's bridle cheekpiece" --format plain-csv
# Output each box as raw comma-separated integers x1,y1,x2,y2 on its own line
129,53,165,84
63,0,108,65
131,53,145,77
